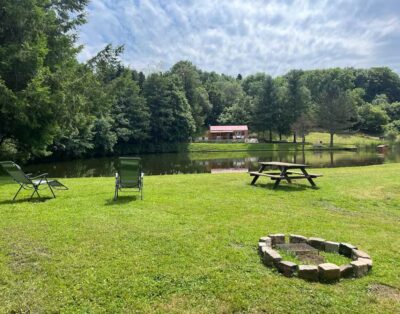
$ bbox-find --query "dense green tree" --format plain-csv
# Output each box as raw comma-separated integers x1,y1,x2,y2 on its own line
371,94,389,106
251,75,278,141
315,83,358,147
384,120,400,141
357,104,389,135
354,67,400,103
204,75,244,125
242,73,267,98
218,96,252,125
382,102,400,121
291,111,315,145
51,64,99,157
0,0,89,157
110,71,150,146
143,73,195,143
284,70,311,142
273,77,292,141
170,61,211,134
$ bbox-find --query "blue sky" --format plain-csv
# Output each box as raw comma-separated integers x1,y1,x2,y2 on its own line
77,0,400,76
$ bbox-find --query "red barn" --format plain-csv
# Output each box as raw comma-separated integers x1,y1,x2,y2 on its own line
208,125,249,140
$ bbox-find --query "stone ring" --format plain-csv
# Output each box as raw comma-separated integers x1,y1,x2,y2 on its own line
258,234,372,282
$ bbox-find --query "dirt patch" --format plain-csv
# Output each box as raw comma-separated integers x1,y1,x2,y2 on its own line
7,242,51,273
368,283,400,301
297,251,325,264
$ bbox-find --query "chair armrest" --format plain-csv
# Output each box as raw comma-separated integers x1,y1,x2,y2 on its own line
141,172,144,178
29,173,48,179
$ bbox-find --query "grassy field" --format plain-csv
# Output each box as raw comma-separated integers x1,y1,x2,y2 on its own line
0,164,399,313
188,132,382,152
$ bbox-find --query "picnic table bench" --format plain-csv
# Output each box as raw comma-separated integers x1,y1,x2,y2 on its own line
249,162,322,189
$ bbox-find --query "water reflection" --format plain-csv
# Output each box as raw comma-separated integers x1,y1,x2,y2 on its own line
0,148,395,179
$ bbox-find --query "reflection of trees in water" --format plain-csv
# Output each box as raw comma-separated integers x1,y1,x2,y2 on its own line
20,149,393,178
25,157,118,178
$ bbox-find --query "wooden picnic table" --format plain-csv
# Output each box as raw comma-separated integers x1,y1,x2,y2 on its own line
249,161,322,189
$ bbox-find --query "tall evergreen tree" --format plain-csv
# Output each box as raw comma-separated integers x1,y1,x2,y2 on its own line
143,74,195,143
251,75,277,141
315,83,358,147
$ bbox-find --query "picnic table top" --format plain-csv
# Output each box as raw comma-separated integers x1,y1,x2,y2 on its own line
259,161,309,168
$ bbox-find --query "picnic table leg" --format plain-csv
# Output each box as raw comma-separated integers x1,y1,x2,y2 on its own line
300,168,316,187
251,164,266,185
279,166,292,184
272,166,287,189
273,178,281,189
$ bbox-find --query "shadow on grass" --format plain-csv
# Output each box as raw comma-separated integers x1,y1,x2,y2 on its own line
0,197,53,205
105,195,140,205
250,182,319,192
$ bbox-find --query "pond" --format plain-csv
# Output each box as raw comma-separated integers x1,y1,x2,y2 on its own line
1,147,399,180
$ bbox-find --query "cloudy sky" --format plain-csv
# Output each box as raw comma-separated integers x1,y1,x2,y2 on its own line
77,0,400,76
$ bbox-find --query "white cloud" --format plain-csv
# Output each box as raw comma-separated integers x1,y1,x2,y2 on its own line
77,0,400,76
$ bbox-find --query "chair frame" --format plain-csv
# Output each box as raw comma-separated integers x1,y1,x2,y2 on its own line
114,157,144,201
0,161,68,201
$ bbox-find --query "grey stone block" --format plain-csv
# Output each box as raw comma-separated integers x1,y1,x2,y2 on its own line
298,265,319,281
268,234,285,247
358,258,373,271
262,248,282,267
318,263,340,282
351,249,371,261
339,264,354,278
351,259,370,278
308,237,325,250
339,243,357,257
258,241,267,254
259,236,272,247
277,261,297,277
289,234,308,243
324,241,340,253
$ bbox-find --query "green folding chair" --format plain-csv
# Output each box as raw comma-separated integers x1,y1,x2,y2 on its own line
0,161,68,200
114,157,144,201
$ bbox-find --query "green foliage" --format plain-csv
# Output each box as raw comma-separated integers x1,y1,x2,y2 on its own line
110,71,150,145
144,73,195,143
251,75,277,139
218,96,252,125
354,67,400,102
170,61,211,134
0,0,88,157
1,1,400,160
382,101,400,121
358,104,389,135
312,70,358,146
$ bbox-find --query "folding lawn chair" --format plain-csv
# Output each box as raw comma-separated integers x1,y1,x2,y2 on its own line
114,157,144,201
0,161,68,200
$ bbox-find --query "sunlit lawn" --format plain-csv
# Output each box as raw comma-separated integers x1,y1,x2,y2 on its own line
0,164,399,312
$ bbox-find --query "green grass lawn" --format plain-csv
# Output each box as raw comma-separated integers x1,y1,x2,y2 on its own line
0,164,399,313
188,132,383,152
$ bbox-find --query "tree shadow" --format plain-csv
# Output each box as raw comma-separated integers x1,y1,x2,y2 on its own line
0,197,53,205
250,182,319,192
105,195,140,205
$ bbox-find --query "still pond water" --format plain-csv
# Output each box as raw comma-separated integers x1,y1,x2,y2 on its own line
1,148,398,179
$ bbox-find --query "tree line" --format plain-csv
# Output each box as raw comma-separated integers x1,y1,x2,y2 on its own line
1,1,400,161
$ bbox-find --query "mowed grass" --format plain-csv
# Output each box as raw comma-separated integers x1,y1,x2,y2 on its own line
306,132,382,147
0,164,399,313
188,132,382,152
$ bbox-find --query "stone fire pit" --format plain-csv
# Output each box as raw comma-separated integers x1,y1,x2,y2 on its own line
258,234,372,282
